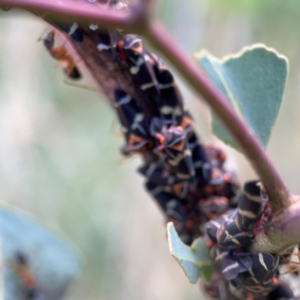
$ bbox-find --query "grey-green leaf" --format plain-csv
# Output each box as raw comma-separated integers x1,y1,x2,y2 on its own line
195,44,288,149
0,203,81,300
167,222,214,283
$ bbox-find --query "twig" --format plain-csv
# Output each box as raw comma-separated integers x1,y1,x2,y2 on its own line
0,0,152,30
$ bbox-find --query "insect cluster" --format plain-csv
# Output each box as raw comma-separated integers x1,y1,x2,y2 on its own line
23,0,300,299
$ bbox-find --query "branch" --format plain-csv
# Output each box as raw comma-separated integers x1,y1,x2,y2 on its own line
0,0,152,31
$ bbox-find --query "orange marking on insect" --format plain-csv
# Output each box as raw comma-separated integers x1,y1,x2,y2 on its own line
186,220,193,229
169,137,185,152
130,40,144,54
127,134,146,148
173,182,185,197
156,133,165,145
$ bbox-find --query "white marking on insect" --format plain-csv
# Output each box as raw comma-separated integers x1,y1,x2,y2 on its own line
222,262,239,274
183,148,192,157
160,105,174,114
143,53,151,61
238,208,257,219
89,24,99,31
216,251,229,261
151,186,162,196
209,220,222,229
97,43,111,51
175,173,191,179
131,113,146,135
168,159,180,167
243,191,262,203
158,82,173,89
146,163,156,177
258,253,269,271
194,161,203,168
140,82,156,91
248,269,260,283
224,230,240,245
130,57,144,74
125,37,142,49
167,177,175,185
118,94,132,105
69,22,78,35
166,200,178,210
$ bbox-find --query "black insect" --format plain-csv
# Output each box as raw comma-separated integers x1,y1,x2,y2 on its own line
216,181,263,248
114,89,152,154
150,117,195,180
116,34,160,97
236,180,264,232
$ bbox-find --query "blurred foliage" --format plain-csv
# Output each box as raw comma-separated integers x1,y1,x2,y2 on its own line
1,1,300,299
0,203,81,300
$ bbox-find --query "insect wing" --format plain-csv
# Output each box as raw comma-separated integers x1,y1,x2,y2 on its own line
114,90,150,152
214,249,239,281
156,68,184,124
118,34,160,97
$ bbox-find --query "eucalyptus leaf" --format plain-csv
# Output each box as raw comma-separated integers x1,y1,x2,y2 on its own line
0,203,81,300
167,223,214,283
195,44,288,149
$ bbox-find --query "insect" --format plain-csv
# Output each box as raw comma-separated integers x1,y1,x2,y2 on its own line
205,213,231,244
216,181,263,248
232,253,279,297
150,117,195,180
188,134,212,183
114,89,152,154
145,181,186,226
40,31,81,80
12,250,44,300
138,162,173,186
199,196,229,221
203,168,240,202
235,180,264,232
206,144,227,169
139,162,191,199
116,34,160,97
152,63,185,125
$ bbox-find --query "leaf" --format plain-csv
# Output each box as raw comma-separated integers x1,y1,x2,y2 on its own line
167,222,214,283
0,203,81,300
195,44,288,149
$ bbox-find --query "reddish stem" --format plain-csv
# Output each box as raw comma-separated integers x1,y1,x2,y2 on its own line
0,0,150,30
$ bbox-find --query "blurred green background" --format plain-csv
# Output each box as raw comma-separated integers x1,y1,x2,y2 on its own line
1,0,300,299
